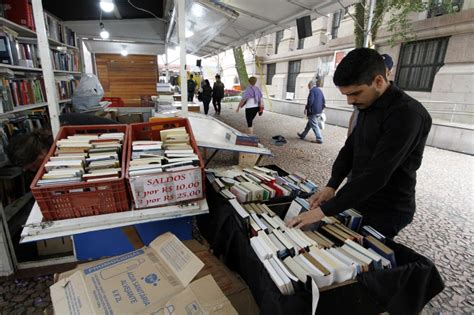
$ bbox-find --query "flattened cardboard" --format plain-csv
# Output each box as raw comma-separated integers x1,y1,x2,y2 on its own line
50,232,204,315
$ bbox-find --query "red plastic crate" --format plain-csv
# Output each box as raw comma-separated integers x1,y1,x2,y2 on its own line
102,97,125,107
127,118,205,209
30,125,130,221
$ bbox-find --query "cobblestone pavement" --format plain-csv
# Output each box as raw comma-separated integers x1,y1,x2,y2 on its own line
1,103,472,314
207,102,474,314
0,275,53,314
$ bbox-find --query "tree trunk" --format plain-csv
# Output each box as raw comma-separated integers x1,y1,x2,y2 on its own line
371,0,386,43
354,0,366,48
233,46,249,90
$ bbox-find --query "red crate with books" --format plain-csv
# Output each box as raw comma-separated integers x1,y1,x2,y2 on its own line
30,125,130,221
126,118,205,209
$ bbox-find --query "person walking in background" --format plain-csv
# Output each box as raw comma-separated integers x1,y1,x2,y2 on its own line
201,79,213,115
236,76,264,135
212,74,225,115
347,53,394,136
297,80,326,144
187,74,197,102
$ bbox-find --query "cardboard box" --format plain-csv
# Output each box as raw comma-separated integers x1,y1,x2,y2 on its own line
50,233,237,315
184,240,260,315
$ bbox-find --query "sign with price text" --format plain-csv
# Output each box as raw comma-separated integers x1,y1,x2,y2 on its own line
129,168,203,209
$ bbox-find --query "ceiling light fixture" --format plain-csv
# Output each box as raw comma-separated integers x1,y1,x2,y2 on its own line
100,0,115,13
121,47,128,56
99,22,109,39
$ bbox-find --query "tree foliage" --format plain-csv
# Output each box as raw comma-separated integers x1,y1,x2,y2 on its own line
353,0,459,47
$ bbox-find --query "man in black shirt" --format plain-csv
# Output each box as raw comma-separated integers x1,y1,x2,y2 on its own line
288,48,432,238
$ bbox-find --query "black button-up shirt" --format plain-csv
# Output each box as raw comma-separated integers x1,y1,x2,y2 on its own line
320,85,432,217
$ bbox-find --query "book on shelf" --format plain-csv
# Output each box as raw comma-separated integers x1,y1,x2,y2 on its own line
44,11,77,47
3,0,35,31
51,49,79,72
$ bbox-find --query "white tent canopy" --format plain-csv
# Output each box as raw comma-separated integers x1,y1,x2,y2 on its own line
175,0,357,57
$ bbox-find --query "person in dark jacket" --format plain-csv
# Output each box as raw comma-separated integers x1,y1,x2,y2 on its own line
201,79,213,115
187,74,197,102
287,48,432,238
212,74,225,115
297,80,326,143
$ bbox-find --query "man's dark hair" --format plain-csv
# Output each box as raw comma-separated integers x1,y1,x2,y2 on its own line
333,48,386,87
189,74,194,79
6,130,53,167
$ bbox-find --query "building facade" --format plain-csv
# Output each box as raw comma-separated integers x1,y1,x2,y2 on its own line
209,2,474,127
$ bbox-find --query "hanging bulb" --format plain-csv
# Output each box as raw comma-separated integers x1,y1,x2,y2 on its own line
100,0,115,13
100,22,109,39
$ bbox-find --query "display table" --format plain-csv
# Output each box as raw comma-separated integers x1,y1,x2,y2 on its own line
20,199,209,260
197,180,444,315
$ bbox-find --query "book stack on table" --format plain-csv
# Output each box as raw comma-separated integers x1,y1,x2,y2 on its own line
206,166,318,202
36,132,125,186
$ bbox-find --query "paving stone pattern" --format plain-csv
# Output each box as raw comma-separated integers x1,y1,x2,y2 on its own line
0,103,472,314
0,275,53,314
207,103,474,314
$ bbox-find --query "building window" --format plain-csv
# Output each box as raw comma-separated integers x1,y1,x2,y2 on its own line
396,37,450,92
297,38,305,50
428,0,463,18
266,63,276,85
287,60,301,93
331,9,344,39
275,30,284,54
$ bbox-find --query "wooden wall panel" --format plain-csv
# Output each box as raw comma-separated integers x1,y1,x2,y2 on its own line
95,54,157,106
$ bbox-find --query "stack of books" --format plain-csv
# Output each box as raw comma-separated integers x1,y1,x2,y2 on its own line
36,132,125,186
129,141,164,176
160,127,200,172
228,198,397,293
206,166,318,202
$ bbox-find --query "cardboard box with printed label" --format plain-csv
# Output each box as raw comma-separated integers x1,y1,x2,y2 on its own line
50,232,237,315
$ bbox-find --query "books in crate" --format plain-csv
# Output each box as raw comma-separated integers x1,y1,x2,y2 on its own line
36,132,125,186
128,127,199,177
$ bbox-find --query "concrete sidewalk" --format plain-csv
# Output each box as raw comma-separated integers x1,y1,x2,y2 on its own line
208,101,474,314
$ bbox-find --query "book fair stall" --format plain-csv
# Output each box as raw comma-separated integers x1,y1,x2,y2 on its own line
0,0,446,314
10,115,443,314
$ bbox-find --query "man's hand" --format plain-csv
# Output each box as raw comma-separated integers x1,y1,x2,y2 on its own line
309,187,335,209
236,106,240,113
286,207,325,229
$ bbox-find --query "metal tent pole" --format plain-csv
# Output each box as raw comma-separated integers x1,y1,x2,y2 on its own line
178,0,188,116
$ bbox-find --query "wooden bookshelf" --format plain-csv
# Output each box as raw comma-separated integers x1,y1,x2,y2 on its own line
0,17,78,50
0,103,48,118
0,17,36,37
0,63,42,72
53,70,81,75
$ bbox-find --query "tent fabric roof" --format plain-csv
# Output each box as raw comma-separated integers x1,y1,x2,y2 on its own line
191,0,356,57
